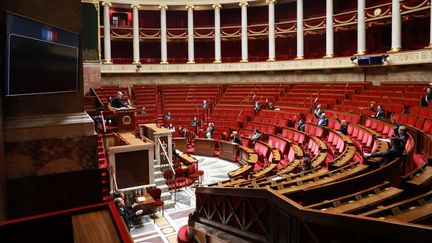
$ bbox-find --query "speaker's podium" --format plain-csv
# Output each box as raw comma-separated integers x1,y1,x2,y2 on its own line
113,107,136,132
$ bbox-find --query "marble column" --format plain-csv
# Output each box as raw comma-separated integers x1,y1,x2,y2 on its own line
102,1,112,64
213,4,222,63
429,1,432,48
390,0,402,52
159,5,168,64
132,4,141,64
186,5,195,63
356,0,366,55
296,0,304,59
240,1,248,62
324,0,334,58
267,0,276,61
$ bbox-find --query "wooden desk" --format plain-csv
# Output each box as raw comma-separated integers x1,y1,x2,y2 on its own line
194,138,216,157
134,193,155,215
179,153,198,165
228,165,252,178
219,140,239,162
238,146,258,165
173,138,188,152
115,108,136,132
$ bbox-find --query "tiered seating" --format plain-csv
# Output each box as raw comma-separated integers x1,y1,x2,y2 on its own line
410,106,432,119
305,182,403,214
132,85,157,126
245,122,277,135
402,161,432,190
93,86,129,106
347,123,378,153
361,191,432,224
304,123,325,138
281,127,307,144
253,116,288,128
325,131,356,168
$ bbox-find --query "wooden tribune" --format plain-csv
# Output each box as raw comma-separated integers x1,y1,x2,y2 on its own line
115,108,136,132
194,138,215,157
219,140,239,162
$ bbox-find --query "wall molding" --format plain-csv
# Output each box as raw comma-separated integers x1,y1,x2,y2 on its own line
100,49,432,74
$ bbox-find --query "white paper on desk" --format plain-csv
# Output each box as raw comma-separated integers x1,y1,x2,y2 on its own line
364,153,371,157
137,196,146,202
272,176,282,181
378,138,390,143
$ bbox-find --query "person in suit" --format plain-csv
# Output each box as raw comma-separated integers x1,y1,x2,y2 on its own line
393,125,408,147
317,113,328,127
335,117,348,135
230,131,241,144
251,129,261,144
264,99,275,110
111,91,129,109
167,123,175,132
114,196,143,230
202,100,209,109
253,100,261,112
140,106,147,116
366,136,405,165
164,112,172,121
297,153,312,173
206,123,214,139
296,118,305,132
313,98,324,118
424,87,432,106
370,104,385,118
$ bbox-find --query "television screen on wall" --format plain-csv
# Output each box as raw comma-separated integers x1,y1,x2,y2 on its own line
4,12,79,96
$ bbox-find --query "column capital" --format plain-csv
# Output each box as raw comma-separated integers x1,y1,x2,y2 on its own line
212,4,222,9
102,1,111,7
158,5,168,10
131,4,140,9
185,5,194,10
239,1,248,7
266,0,277,4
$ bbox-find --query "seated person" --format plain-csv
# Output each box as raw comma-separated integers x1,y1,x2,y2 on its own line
202,100,209,109
251,129,261,144
140,106,147,116
423,87,432,106
393,125,408,146
313,98,323,118
265,99,275,110
365,136,405,165
172,143,180,159
296,118,305,132
191,116,200,127
230,131,241,144
370,104,385,118
253,100,261,112
111,91,129,109
297,153,312,173
114,196,143,230
167,123,175,132
179,126,188,138
317,113,328,127
164,112,172,121
335,117,348,135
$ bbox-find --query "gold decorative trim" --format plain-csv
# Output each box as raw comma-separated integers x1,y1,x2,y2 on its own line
354,50,366,56
213,60,222,63
267,57,276,62
240,59,248,62
266,0,277,4
158,5,168,10
212,4,222,9
388,47,401,53
323,54,334,58
185,5,194,10
101,1,111,7
132,61,141,64
160,61,169,64
425,43,432,49
295,56,304,60
104,60,113,64
122,115,132,125
187,60,196,64
239,1,249,7
131,4,140,9
100,49,432,74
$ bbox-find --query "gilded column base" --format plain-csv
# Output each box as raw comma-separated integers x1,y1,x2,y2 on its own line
160,61,169,64
187,60,195,64
103,60,113,64
240,59,248,63
294,56,304,60
323,54,334,58
387,47,401,53
354,51,366,56
425,43,432,49
132,61,141,64
213,60,222,63
266,57,276,62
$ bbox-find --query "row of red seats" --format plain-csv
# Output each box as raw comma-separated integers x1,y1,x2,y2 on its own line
281,128,307,144
325,110,361,124
304,123,325,138
210,114,248,124
326,131,348,155
260,110,298,120
347,124,375,153
392,113,432,135
364,118,395,138
253,142,271,172
254,116,288,128
410,106,432,119
246,122,276,134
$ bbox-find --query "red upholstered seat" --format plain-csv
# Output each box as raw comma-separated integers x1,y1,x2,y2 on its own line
177,225,191,243
148,187,164,216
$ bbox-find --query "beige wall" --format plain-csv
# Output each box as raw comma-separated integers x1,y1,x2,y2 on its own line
99,65,432,86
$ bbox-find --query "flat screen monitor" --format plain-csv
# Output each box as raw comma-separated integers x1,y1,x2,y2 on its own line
4,12,79,96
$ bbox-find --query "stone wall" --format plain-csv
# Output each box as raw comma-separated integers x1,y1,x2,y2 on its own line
83,63,102,94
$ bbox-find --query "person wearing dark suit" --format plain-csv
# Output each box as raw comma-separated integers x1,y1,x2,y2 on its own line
251,129,261,144
114,197,143,230
111,91,129,109
296,119,305,132
335,117,348,135
164,112,172,121
313,98,324,118
424,87,432,106
317,114,328,127
370,104,385,118
230,131,241,144
366,136,405,165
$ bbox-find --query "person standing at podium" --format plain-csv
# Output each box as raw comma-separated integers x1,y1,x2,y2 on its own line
111,91,129,109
